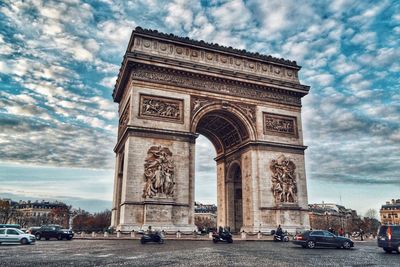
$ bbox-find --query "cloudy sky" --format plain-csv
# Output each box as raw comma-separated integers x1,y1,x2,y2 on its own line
0,0,399,215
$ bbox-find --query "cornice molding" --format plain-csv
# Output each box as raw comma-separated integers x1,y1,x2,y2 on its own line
113,62,307,107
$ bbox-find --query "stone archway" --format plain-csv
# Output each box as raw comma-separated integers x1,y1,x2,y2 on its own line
191,104,253,232
110,27,311,233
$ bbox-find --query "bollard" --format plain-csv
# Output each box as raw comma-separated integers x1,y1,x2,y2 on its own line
117,231,121,238
104,232,109,238
241,231,246,240
92,232,96,238
176,231,181,239
208,232,213,239
131,231,135,238
257,231,261,239
80,232,85,238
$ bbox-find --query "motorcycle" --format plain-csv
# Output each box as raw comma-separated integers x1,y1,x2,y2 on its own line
273,233,290,242
212,230,233,243
140,231,164,244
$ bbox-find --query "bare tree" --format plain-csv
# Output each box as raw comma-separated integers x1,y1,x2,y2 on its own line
0,200,17,224
364,209,378,219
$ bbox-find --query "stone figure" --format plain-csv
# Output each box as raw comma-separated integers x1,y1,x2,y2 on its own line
142,146,175,198
270,155,297,203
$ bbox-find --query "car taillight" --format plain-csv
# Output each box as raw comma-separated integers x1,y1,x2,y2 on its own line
296,235,303,240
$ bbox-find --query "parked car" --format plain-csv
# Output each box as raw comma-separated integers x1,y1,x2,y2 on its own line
32,225,74,241
0,228,36,245
377,225,400,254
292,230,354,249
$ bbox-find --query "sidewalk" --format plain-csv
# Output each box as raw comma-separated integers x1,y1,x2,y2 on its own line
74,234,274,241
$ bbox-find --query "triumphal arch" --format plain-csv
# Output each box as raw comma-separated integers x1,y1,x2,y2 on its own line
111,27,310,233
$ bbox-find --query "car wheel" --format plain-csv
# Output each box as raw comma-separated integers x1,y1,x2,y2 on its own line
45,237,50,240
35,234,41,240
140,238,145,244
306,240,316,249
213,238,218,243
397,245,400,254
158,239,164,244
20,238,28,245
227,238,233,243
57,234,63,240
343,241,351,249
66,237,72,240
383,248,392,253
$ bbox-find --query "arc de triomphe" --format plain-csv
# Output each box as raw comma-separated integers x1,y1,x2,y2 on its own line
111,27,310,233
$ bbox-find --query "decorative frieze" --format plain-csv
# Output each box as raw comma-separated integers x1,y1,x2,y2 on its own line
132,33,300,83
142,146,175,199
263,112,298,138
131,64,302,107
139,94,183,123
270,155,298,204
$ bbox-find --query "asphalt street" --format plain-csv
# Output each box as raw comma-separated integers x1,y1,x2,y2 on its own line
0,239,398,267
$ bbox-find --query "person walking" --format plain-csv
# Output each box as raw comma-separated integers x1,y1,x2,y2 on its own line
338,228,344,236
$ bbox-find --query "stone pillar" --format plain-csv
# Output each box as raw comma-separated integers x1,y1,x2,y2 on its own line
216,161,226,228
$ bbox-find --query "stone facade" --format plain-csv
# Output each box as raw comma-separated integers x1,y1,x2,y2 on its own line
380,199,400,225
111,27,311,233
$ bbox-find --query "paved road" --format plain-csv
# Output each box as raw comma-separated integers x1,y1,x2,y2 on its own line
0,239,398,266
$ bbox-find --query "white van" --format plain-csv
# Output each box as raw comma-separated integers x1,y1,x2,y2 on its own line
0,228,36,245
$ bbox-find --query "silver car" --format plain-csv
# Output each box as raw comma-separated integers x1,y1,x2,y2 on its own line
0,228,36,245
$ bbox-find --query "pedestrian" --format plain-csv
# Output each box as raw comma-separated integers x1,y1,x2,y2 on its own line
359,228,364,241
338,228,344,236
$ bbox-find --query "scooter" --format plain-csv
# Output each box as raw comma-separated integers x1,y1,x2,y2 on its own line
140,231,164,244
273,233,289,242
212,230,233,243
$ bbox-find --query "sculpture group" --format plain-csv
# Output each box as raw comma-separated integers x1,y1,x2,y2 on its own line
270,155,298,203
142,146,175,198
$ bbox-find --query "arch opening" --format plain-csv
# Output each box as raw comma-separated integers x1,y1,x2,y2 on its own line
193,107,250,232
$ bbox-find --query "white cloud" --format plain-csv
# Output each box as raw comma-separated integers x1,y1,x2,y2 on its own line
165,0,196,31
99,76,116,89
350,31,376,45
210,0,252,30
332,55,359,75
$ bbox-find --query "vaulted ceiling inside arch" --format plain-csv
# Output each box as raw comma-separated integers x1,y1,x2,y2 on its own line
195,111,249,154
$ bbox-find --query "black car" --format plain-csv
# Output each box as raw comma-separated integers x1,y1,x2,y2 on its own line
377,225,400,254
33,225,74,241
292,230,354,249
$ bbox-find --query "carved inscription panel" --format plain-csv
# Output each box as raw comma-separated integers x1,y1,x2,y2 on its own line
139,94,184,123
263,112,298,138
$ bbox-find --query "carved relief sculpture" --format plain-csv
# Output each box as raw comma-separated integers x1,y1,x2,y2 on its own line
139,94,183,122
264,112,298,138
270,155,297,204
142,146,175,198
118,101,130,138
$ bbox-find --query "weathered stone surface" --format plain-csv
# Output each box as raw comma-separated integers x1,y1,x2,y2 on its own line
111,28,310,233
